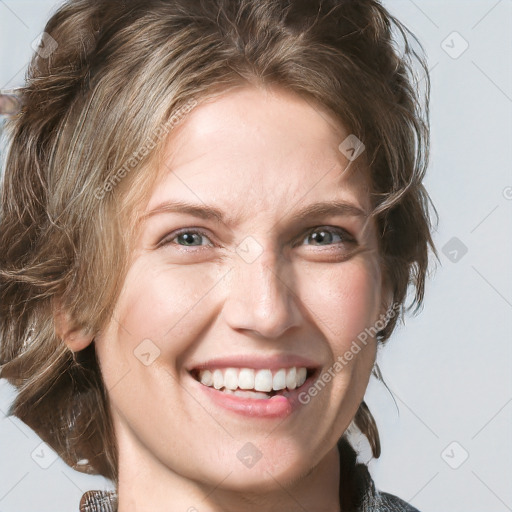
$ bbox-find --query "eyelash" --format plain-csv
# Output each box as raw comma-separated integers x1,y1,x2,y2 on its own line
158,226,357,250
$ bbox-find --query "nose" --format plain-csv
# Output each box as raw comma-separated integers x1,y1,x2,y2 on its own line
222,249,303,339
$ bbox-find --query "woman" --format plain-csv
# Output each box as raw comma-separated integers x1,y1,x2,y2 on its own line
0,1,437,511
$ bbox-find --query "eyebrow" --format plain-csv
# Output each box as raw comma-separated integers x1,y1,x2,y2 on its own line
141,199,368,226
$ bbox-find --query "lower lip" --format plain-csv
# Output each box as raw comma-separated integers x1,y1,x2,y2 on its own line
189,371,317,419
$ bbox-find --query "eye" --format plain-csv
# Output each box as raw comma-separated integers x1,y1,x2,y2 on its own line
299,226,356,247
158,228,213,248
157,226,357,251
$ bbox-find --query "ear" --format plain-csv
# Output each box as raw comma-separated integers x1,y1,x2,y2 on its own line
53,300,94,352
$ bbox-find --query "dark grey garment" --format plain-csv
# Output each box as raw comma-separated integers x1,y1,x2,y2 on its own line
79,437,420,512
80,490,117,512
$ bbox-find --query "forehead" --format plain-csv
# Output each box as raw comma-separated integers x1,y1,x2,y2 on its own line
145,85,371,222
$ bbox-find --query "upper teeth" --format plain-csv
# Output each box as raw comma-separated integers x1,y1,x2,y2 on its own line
198,367,308,392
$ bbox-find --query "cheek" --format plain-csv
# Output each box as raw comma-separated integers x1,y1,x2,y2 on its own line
298,258,382,352
297,262,380,420
104,260,223,362
93,261,223,429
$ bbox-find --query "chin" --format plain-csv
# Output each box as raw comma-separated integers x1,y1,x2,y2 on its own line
216,464,306,494
203,447,311,493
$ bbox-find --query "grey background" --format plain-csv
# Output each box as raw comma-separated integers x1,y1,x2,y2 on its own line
1,1,511,511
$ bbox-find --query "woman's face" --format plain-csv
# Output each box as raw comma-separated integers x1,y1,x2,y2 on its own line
94,85,388,493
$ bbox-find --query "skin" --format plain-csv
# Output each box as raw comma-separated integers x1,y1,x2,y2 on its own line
58,85,391,512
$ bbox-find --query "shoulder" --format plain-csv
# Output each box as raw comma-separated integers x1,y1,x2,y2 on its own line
377,491,421,512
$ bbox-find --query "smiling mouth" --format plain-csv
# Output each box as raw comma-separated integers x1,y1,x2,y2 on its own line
189,366,317,399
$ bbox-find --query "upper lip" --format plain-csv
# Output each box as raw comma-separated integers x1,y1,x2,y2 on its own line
187,354,321,372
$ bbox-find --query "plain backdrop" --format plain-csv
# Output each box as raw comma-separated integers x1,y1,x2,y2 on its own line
0,1,511,511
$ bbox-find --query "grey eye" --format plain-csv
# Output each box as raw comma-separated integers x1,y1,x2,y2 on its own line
302,227,353,246
176,232,208,246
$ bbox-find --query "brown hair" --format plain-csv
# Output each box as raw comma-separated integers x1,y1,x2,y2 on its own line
0,0,437,483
